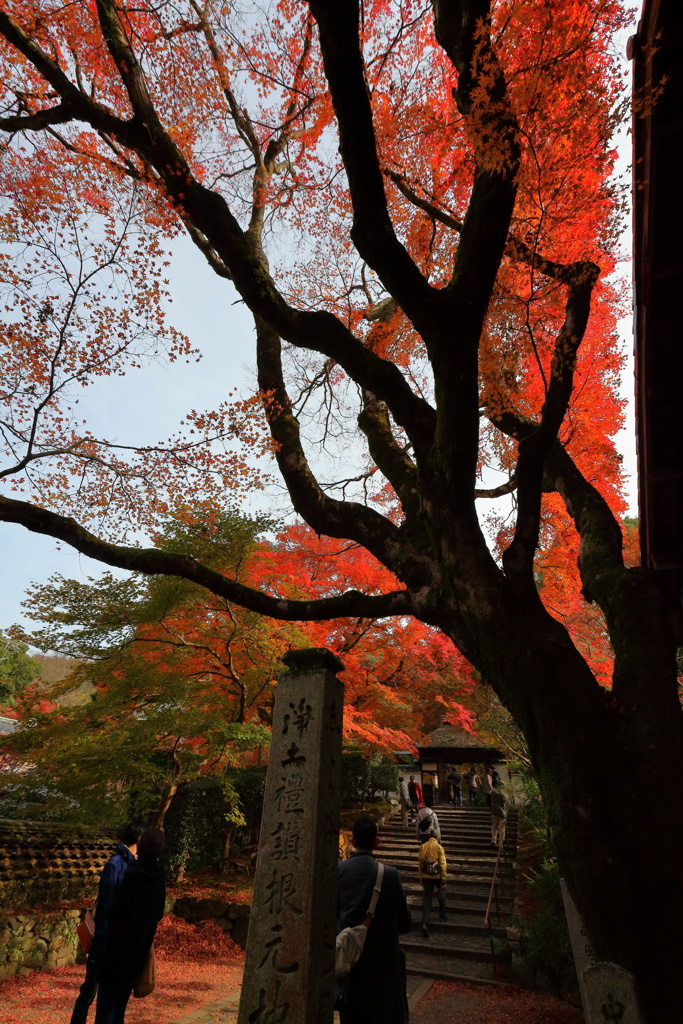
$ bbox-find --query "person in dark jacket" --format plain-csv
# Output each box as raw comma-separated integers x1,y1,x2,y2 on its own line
70,823,142,1024
447,768,463,807
407,775,419,818
465,767,479,805
94,827,166,1024
337,815,412,1024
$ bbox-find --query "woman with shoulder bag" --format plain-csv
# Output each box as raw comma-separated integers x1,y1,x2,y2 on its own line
94,827,166,1024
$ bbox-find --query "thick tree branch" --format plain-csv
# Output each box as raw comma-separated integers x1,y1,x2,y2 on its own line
357,390,421,521
432,0,520,316
255,316,405,566
307,0,436,334
0,103,74,131
423,1,521,508
492,406,624,581
0,493,413,621
0,8,133,139
502,262,600,583
95,0,162,127
475,476,517,499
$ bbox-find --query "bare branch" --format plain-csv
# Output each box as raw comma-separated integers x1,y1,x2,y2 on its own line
0,492,415,622
475,476,517,499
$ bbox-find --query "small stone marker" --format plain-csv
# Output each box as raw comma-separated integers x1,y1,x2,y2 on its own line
582,962,643,1024
237,648,344,1024
560,877,596,1014
560,880,643,1024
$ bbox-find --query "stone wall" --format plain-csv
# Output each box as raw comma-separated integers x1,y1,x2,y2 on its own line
0,899,254,981
0,910,81,981
171,897,251,949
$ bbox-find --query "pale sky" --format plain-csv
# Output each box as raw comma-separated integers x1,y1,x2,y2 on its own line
0,234,261,632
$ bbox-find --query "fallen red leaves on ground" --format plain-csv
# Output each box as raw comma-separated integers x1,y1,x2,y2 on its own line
0,914,245,1024
167,875,253,904
413,980,584,1024
155,915,243,963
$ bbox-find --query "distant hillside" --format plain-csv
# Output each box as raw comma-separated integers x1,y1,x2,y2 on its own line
30,654,93,707
30,653,80,684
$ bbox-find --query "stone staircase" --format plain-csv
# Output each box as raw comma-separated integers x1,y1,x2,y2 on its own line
378,804,518,984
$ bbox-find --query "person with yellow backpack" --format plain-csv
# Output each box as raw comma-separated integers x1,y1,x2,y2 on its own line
418,820,447,939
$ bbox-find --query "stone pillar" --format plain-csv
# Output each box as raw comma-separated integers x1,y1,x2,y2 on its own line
560,877,597,1015
237,648,344,1024
560,881,643,1023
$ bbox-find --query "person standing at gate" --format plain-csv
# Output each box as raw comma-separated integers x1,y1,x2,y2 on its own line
490,780,507,848
407,775,419,819
481,766,493,807
399,776,412,827
418,822,447,939
447,767,463,807
465,766,479,805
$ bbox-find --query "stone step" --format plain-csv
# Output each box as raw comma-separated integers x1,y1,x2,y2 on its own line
381,828,518,839
384,865,514,886
383,844,517,859
403,915,508,940
405,901,511,933
378,808,519,985
402,882,514,905
397,865,515,883
381,840,517,855
386,813,516,822
405,952,502,984
385,814,517,824
400,931,508,964
378,835,518,843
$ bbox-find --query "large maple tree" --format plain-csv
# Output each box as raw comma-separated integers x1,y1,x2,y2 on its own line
0,0,676,1016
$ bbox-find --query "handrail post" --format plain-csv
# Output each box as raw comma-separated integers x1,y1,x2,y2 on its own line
484,841,503,928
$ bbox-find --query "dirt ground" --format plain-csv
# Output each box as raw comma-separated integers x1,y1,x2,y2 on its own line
0,918,585,1024
412,979,585,1024
0,918,244,1024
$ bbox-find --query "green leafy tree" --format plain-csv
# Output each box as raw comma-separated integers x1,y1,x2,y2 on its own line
0,631,40,706
2,513,291,825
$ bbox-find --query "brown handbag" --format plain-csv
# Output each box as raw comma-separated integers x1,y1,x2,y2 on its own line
133,943,156,999
76,910,96,954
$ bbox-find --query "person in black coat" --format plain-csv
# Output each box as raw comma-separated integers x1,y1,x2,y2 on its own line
94,827,166,1024
337,815,412,1024
70,822,142,1024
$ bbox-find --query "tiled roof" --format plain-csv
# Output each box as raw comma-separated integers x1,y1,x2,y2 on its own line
419,723,486,748
0,717,18,735
0,820,118,886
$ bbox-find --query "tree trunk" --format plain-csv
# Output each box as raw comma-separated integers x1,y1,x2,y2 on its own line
151,780,179,830
466,597,683,1023
225,829,234,861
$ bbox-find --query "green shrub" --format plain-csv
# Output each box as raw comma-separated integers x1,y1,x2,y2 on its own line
163,775,245,882
340,750,399,807
514,858,577,996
